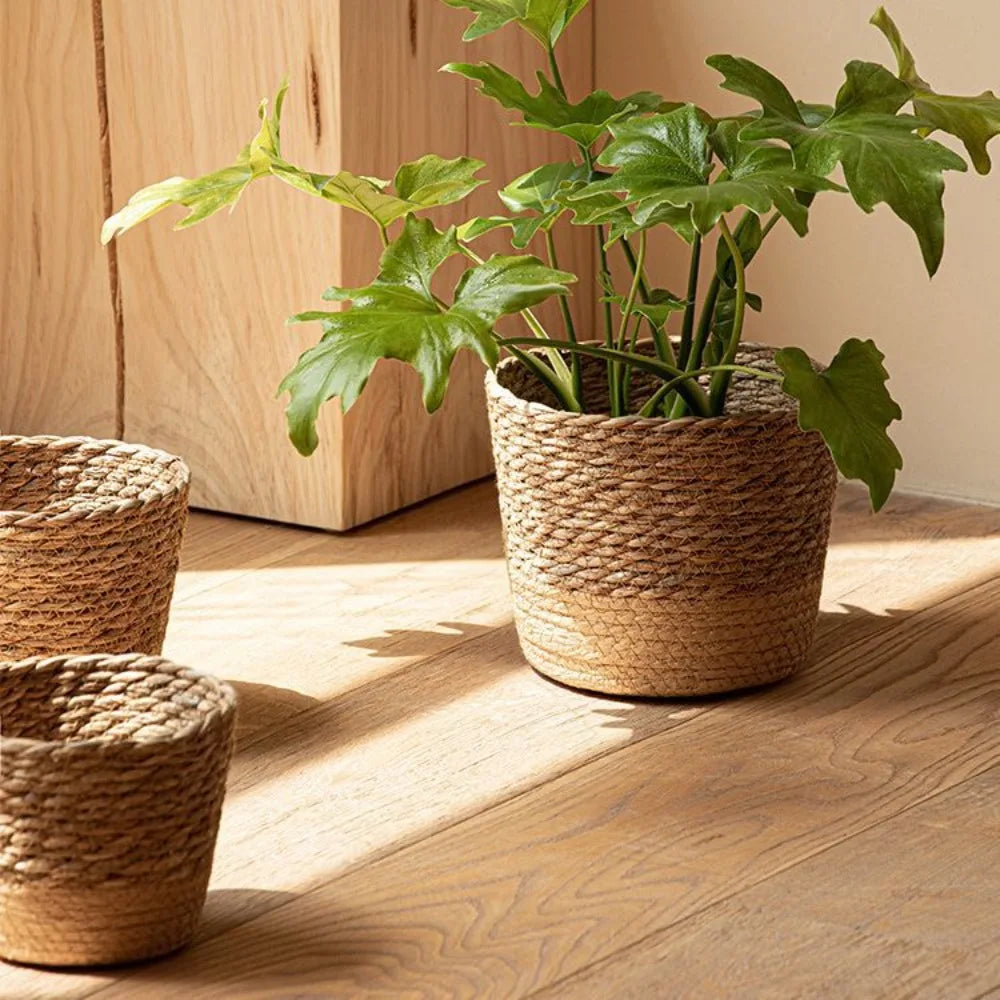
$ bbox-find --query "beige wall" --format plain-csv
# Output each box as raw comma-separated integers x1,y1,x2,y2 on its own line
596,0,1000,504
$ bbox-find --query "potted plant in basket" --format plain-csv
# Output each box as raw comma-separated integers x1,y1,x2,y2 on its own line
103,4,999,696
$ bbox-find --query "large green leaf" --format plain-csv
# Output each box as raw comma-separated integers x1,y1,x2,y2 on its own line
101,81,290,242
499,160,587,214
103,79,486,242
281,216,574,454
457,215,545,248
871,6,1000,174
442,0,589,47
456,161,587,249
776,338,903,511
708,118,843,236
709,55,968,274
444,62,662,146
570,105,838,236
270,153,486,229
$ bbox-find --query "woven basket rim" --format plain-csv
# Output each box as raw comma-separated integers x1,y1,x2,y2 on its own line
0,435,190,529
486,339,801,432
0,654,236,757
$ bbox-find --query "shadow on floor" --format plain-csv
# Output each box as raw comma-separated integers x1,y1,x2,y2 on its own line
227,681,321,750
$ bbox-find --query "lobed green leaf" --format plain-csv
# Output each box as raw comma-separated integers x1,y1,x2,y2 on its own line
776,337,903,511
444,61,662,146
711,54,968,273
871,6,1000,174
441,0,590,48
281,216,574,453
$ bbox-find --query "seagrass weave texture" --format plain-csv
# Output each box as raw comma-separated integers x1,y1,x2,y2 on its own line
0,653,237,966
486,345,839,696
0,436,190,658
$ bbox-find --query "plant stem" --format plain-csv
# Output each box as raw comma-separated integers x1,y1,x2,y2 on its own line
621,235,677,369
671,211,782,419
545,228,584,407
639,363,780,417
616,231,646,351
547,46,567,95
622,314,643,414
499,337,713,417
678,234,702,368
761,211,781,241
377,223,390,248
596,227,618,412
620,235,651,300
668,273,720,419
614,229,647,413
504,344,582,413
709,216,748,415
580,144,620,414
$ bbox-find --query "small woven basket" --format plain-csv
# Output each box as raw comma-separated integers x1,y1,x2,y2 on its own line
0,653,236,967
0,436,190,659
486,343,838,697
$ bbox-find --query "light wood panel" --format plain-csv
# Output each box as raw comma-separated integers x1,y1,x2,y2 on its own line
6,484,1000,999
336,0,492,527
104,0,353,527
101,1,595,529
0,0,117,437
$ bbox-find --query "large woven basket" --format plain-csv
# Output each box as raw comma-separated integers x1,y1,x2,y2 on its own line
0,653,236,966
0,436,189,659
486,344,838,696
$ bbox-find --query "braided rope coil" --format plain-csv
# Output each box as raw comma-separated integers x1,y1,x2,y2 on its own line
486,344,839,696
0,436,190,659
0,653,237,966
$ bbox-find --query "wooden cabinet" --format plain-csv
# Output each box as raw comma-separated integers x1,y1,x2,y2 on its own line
2,0,594,530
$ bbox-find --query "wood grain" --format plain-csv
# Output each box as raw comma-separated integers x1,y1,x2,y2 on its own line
103,0,354,527
6,485,999,999
0,0,117,438
89,569,1000,998
540,771,1000,999
335,0,494,528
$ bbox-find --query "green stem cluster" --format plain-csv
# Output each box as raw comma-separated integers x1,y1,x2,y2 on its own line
494,42,784,421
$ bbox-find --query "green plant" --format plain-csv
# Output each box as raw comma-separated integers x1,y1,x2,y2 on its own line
102,4,999,511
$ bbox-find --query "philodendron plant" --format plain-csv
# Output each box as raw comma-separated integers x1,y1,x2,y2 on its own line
103,4,999,511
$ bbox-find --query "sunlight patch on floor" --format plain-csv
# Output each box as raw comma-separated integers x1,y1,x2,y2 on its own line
210,669,636,901
822,536,1000,615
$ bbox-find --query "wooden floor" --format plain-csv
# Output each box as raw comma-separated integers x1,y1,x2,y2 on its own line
6,481,1000,999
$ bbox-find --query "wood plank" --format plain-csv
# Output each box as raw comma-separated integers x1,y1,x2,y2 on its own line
103,0,498,530
0,485,994,1000
335,0,496,528
0,0,117,437
8,488,992,999
103,0,350,526
76,545,1000,997
540,770,1000,998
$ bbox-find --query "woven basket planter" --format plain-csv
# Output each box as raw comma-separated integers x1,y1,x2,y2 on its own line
486,343,838,697
0,653,236,967
0,436,189,659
